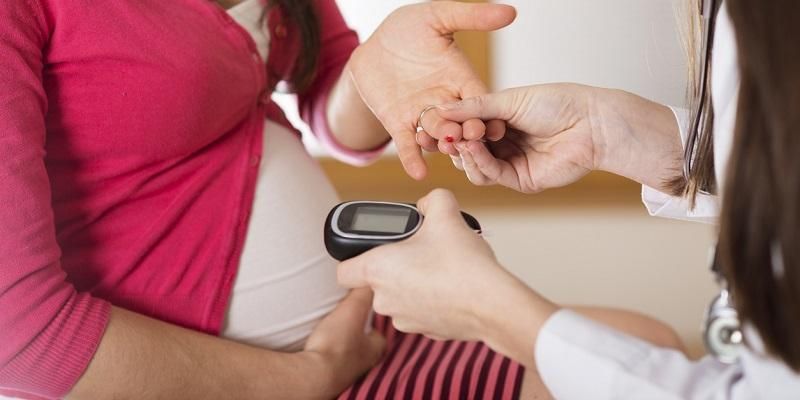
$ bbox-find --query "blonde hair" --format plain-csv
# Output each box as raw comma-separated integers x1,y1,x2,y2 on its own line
668,0,717,202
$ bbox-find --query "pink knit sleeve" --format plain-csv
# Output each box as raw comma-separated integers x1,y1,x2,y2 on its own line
297,0,388,166
0,2,111,399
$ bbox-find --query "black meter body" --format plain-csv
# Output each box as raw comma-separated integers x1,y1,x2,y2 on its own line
324,201,481,261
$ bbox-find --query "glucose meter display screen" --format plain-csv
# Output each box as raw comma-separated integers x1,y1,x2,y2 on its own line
351,206,411,234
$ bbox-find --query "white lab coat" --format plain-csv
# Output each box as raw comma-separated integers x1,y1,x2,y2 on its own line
533,3,800,399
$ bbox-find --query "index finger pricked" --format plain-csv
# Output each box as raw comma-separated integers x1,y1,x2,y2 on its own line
420,107,463,142
462,118,487,141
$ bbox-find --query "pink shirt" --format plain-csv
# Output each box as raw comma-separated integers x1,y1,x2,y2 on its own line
0,1,378,398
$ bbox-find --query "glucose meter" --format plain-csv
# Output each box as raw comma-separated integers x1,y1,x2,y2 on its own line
324,201,481,261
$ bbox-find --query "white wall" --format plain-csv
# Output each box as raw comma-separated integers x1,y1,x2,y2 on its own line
479,206,716,356
492,0,689,107
336,0,416,41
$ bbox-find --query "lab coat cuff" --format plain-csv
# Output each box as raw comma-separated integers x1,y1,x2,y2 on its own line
641,185,719,224
639,105,719,224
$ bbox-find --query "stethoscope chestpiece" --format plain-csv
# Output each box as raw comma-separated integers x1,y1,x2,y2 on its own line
703,288,743,364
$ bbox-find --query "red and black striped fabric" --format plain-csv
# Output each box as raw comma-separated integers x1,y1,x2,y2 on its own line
338,314,525,400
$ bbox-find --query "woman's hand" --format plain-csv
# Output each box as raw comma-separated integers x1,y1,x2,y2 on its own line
347,1,516,180
303,288,386,397
70,295,384,400
436,84,684,193
337,189,557,363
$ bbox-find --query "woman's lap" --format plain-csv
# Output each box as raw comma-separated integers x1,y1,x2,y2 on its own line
339,314,525,400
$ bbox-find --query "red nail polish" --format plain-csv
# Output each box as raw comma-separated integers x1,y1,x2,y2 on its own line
445,136,454,143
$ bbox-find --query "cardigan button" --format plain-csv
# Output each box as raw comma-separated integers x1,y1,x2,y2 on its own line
259,91,270,105
274,24,287,39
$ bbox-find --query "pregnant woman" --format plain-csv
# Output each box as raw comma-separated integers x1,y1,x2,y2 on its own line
0,0,678,398
0,0,521,398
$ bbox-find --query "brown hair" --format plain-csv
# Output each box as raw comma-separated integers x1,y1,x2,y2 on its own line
268,0,320,91
684,0,800,370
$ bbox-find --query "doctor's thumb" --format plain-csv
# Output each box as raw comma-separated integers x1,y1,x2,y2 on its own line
436,92,516,125
416,189,464,227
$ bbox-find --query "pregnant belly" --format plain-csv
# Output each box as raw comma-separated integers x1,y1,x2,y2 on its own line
221,120,347,351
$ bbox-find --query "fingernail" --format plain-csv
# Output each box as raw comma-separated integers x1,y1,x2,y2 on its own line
445,136,455,143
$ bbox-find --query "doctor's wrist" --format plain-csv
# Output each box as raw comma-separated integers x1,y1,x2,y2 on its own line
472,268,558,368
590,88,683,191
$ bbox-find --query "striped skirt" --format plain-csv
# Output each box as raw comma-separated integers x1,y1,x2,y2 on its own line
338,315,525,400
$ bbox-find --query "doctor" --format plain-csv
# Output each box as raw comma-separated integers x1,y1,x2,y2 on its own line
338,0,800,398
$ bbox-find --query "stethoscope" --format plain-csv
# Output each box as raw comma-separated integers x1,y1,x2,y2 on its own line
703,245,743,364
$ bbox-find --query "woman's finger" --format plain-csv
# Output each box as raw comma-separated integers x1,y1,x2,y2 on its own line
364,330,388,366
416,130,439,152
437,137,458,156
337,288,375,324
462,118,487,141
393,126,428,180
420,107,463,142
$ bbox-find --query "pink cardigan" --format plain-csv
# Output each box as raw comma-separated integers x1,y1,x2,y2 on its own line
0,1,380,398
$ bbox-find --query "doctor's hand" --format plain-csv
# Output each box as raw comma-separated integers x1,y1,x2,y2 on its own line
337,189,557,352
438,84,684,193
347,1,516,180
